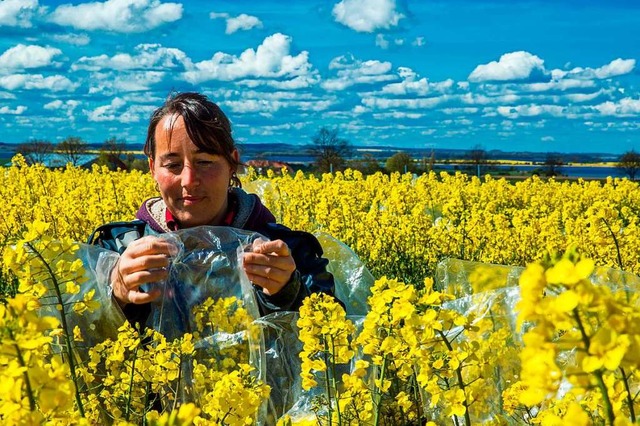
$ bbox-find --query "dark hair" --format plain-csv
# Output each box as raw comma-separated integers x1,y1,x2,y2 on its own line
145,92,242,187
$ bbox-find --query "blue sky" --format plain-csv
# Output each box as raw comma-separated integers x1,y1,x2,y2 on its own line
0,0,638,154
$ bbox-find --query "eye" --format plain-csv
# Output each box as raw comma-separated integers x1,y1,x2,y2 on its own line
163,162,181,171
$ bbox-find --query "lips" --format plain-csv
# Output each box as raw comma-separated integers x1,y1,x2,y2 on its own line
181,196,203,205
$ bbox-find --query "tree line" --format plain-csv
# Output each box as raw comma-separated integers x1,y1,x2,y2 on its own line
306,132,640,180
16,129,640,180
17,137,148,171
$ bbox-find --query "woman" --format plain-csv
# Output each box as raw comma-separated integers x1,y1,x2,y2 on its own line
89,92,335,322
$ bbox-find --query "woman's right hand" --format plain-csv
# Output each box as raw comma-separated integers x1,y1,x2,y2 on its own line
110,235,176,307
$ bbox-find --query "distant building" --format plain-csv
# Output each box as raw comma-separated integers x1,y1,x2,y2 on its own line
243,159,293,174
34,153,98,168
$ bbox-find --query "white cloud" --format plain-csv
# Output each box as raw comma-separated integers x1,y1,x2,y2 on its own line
227,13,262,34
86,97,155,122
379,68,454,96
375,34,389,49
51,33,91,46
442,107,479,115
49,0,183,33
361,96,445,110
210,12,263,34
461,92,521,105
523,78,596,92
593,58,635,78
43,99,62,109
555,58,636,81
235,75,319,90
0,105,27,114
332,0,403,32
469,51,546,83
0,0,39,27
44,99,80,119
181,33,314,84
372,111,423,119
247,122,306,136
541,136,555,142
87,70,165,94
0,44,62,72
0,74,77,91
224,98,333,114
496,104,565,119
594,98,640,116
73,43,188,71
412,37,425,47
374,35,405,50
565,89,606,103
322,54,395,91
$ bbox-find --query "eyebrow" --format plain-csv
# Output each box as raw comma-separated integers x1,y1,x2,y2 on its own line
158,149,210,161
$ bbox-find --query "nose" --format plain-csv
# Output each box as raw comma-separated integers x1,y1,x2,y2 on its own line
180,164,199,188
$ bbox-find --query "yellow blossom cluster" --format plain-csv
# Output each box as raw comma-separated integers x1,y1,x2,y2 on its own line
246,169,640,283
2,158,640,286
1,220,269,425
513,249,640,425
294,278,530,425
3,160,640,424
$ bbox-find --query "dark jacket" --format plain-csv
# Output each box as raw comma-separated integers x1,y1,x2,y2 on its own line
88,188,336,323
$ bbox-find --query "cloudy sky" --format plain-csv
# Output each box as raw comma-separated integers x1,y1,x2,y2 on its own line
0,0,638,153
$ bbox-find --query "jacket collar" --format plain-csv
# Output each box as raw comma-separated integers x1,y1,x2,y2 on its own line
135,187,272,233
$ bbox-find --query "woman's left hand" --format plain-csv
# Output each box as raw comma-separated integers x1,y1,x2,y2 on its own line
243,238,296,295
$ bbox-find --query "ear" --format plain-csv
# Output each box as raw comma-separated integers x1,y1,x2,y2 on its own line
231,149,239,172
148,157,155,179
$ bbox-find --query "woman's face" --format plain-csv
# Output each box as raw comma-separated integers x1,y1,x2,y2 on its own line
149,114,238,228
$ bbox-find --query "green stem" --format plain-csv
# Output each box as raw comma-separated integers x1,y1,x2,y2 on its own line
601,218,624,270
411,368,423,422
373,354,389,426
330,337,342,426
27,242,85,417
437,329,472,426
143,381,152,426
8,327,36,411
323,338,333,426
573,309,615,425
125,345,138,421
620,367,636,422
172,352,184,414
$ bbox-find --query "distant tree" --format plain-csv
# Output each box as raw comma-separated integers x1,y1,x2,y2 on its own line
616,150,640,180
17,139,54,165
129,158,150,172
385,151,415,174
425,149,436,173
467,144,488,178
97,137,130,170
57,136,88,166
542,152,563,177
307,127,351,173
348,153,382,175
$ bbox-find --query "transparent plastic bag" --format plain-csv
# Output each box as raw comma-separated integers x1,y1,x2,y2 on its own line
33,224,375,423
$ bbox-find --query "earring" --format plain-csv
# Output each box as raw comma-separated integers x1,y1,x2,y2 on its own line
229,172,238,187
154,181,159,192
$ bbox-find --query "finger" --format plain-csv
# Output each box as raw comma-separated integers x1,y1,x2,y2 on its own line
129,236,178,257
245,269,292,296
244,252,296,273
127,287,162,304
124,253,171,273
124,268,170,290
244,263,290,284
252,239,290,256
